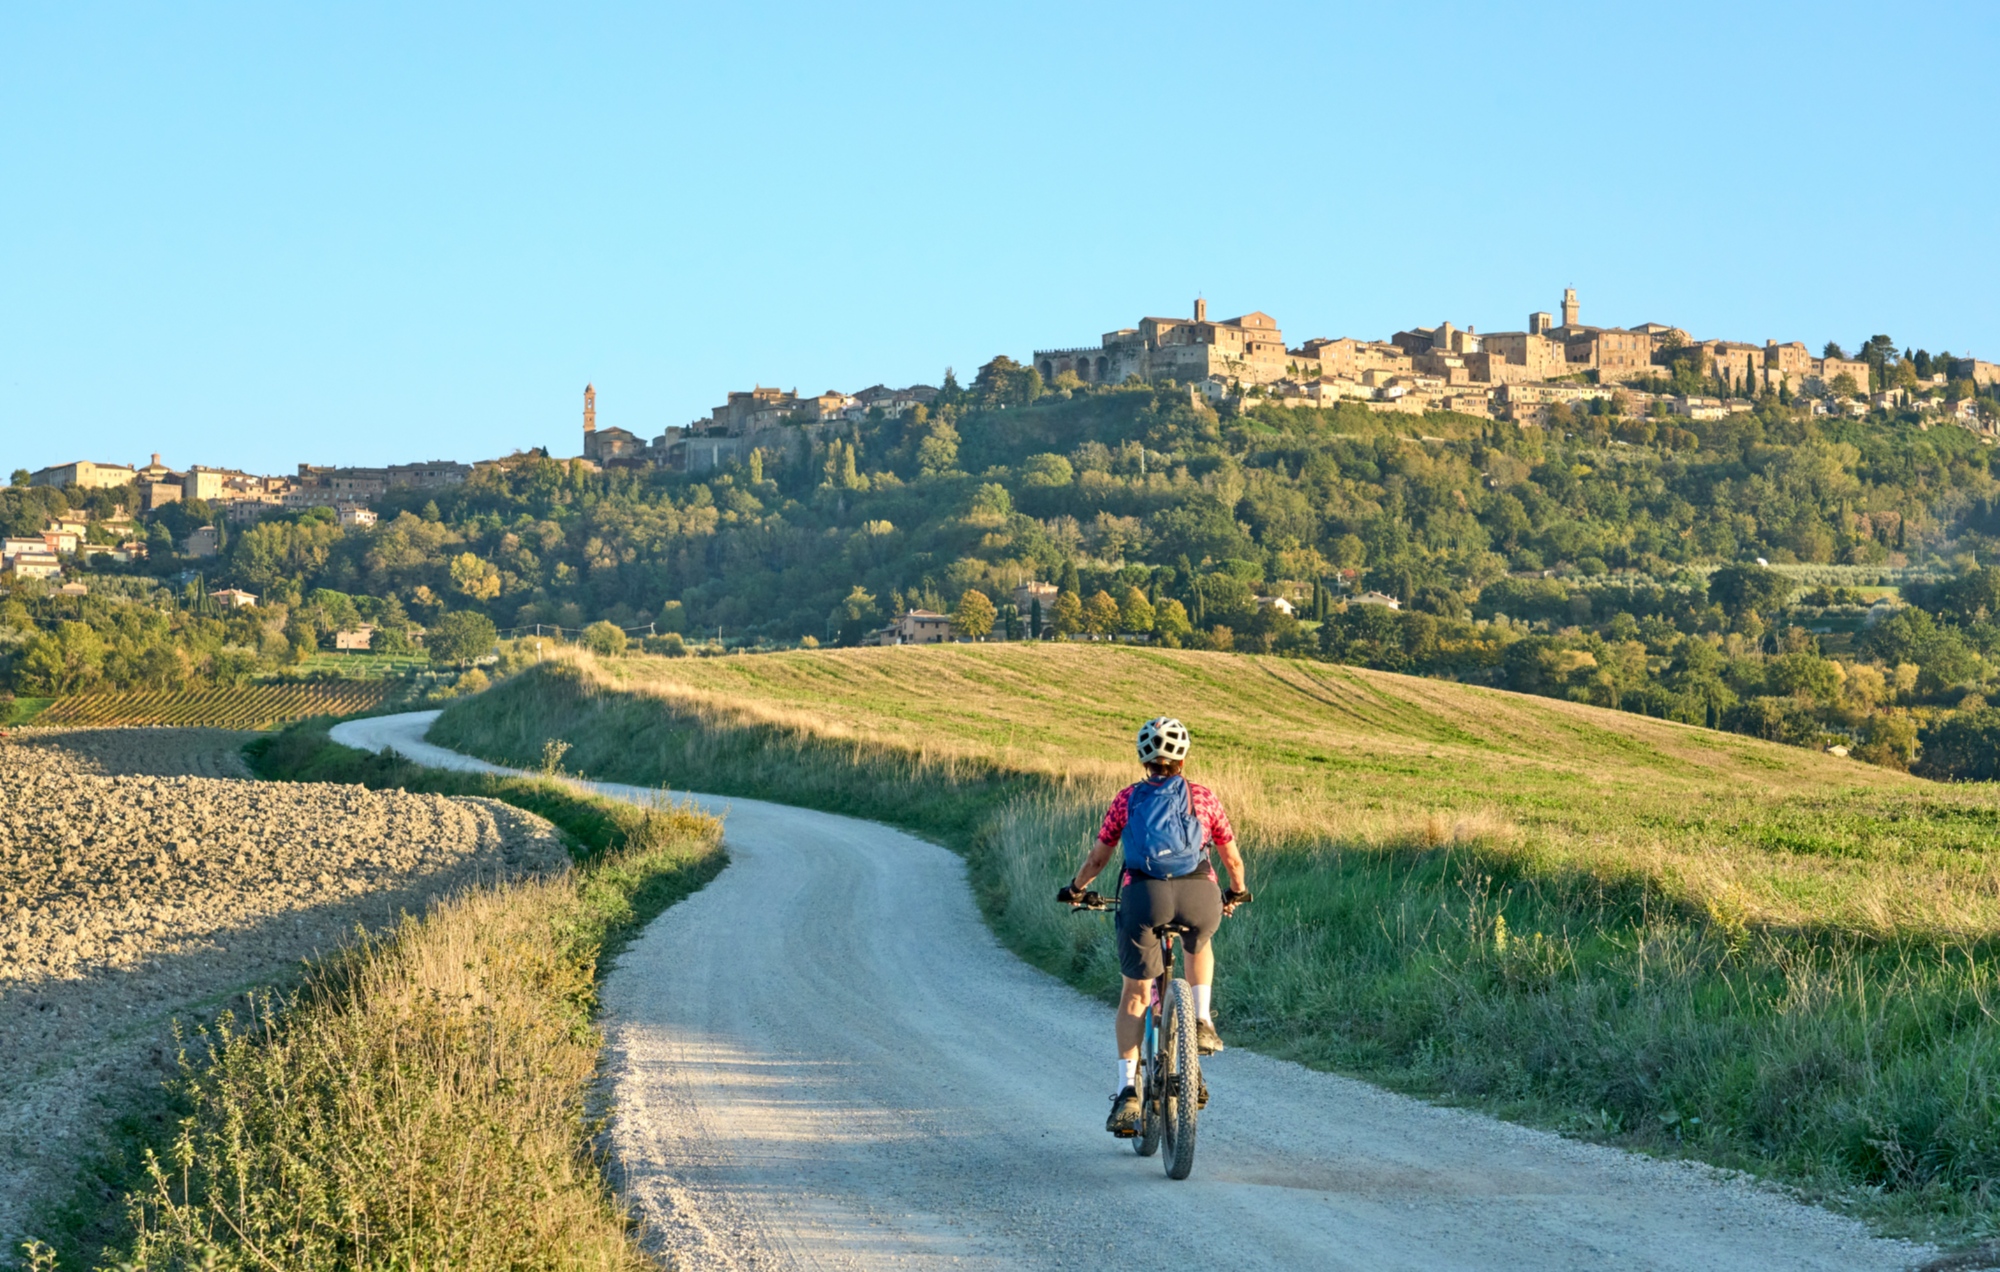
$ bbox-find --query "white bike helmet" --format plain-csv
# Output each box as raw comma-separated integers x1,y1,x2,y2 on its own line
1136,716,1191,764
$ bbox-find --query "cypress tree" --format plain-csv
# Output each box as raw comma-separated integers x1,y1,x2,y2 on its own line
1031,598,1043,639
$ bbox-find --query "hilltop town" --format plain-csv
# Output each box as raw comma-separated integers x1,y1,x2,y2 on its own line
8,286,2000,598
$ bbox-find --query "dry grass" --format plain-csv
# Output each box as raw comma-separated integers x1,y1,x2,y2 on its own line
78,732,725,1272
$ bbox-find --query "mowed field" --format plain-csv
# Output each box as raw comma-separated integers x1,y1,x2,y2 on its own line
531,644,2000,936
436,646,2000,1241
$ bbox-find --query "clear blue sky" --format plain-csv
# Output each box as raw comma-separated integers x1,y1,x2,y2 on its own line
4,2,1995,476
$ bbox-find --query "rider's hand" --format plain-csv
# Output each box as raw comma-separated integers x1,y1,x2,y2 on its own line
1056,883,1084,905
1222,887,1253,913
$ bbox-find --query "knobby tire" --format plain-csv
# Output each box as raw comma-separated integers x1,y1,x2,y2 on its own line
1162,978,1200,1180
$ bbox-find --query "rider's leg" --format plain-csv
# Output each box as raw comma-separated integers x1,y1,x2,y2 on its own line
1187,942,1214,1021
1117,975,1150,1063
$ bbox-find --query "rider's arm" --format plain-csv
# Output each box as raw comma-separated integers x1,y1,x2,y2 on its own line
1213,836,1247,894
1072,786,1130,889
1070,837,1117,891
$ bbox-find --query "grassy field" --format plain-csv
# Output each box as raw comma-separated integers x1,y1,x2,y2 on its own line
434,646,2000,1244
34,721,725,1271
29,682,401,730
1,697,52,726
290,652,434,679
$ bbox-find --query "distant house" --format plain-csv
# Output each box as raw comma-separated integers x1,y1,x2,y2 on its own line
211,587,259,609
56,581,89,597
6,552,61,580
334,624,377,651
1256,596,1297,617
337,505,378,528
182,526,220,558
866,610,952,646
1351,591,1402,610
1013,582,1058,634
40,526,80,555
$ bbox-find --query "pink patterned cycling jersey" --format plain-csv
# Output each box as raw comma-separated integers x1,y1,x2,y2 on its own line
1097,778,1235,852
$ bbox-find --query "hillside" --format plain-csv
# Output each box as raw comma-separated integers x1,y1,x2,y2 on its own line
433,644,2000,1239
14,378,2000,774
444,644,2000,937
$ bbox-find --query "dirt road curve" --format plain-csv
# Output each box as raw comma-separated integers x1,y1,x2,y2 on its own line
337,712,1935,1272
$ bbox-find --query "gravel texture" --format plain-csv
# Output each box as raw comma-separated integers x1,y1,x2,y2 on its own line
348,710,1939,1272
0,726,570,1257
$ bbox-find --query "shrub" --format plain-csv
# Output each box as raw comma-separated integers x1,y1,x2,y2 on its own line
581,621,629,657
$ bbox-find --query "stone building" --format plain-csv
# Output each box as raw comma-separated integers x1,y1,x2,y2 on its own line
1035,299,1294,387
1473,330,1570,383
1013,581,1057,631
1816,356,1872,391
581,382,647,464
29,460,135,490
1952,358,2000,389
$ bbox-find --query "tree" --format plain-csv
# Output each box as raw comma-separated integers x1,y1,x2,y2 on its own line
1052,590,1083,637
951,588,996,639
1030,597,1043,639
1152,597,1192,646
1059,560,1081,597
1822,341,1847,360
1706,563,1791,619
428,610,498,666
913,411,960,476
16,621,105,693
829,584,880,645
8,469,27,487
582,620,628,656
1914,709,2000,781
972,355,1044,408
1118,586,1155,635
1083,589,1120,637
449,552,501,600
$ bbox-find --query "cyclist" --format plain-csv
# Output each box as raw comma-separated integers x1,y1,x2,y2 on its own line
1057,717,1249,1137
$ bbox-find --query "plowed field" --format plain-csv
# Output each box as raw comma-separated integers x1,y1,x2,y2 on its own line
0,728,570,1254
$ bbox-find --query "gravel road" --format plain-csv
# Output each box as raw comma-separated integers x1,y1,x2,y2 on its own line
0,726,569,1256
345,711,1937,1272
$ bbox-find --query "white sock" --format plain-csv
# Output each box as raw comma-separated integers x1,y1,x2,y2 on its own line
1117,1058,1138,1093
1194,985,1213,1023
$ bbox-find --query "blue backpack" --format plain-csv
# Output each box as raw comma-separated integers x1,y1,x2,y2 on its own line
1122,776,1207,879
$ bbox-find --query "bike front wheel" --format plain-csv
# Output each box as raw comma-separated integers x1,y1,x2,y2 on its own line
1161,978,1200,1180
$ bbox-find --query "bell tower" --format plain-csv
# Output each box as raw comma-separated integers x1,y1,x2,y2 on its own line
1194,296,1208,323
583,383,596,435
1561,288,1579,329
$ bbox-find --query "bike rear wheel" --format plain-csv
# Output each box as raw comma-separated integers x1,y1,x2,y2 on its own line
1161,978,1200,1180
1135,993,1162,1157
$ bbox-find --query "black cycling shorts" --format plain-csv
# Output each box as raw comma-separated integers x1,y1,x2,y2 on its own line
1115,871,1223,981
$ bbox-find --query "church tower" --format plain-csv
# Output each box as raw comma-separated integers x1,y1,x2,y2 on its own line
583,383,596,436
1561,288,1579,329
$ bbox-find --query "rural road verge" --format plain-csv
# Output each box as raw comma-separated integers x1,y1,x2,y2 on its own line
335,710,1936,1272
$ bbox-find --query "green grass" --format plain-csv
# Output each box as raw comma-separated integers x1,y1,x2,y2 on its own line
31,719,725,1271
286,653,434,679
432,647,2000,1246
3,696,53,726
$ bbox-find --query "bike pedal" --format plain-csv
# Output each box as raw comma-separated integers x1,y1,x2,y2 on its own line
1111,1128,1139,1139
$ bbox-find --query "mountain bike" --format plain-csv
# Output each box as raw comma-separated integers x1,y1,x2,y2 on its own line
1070,893,1203,1180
